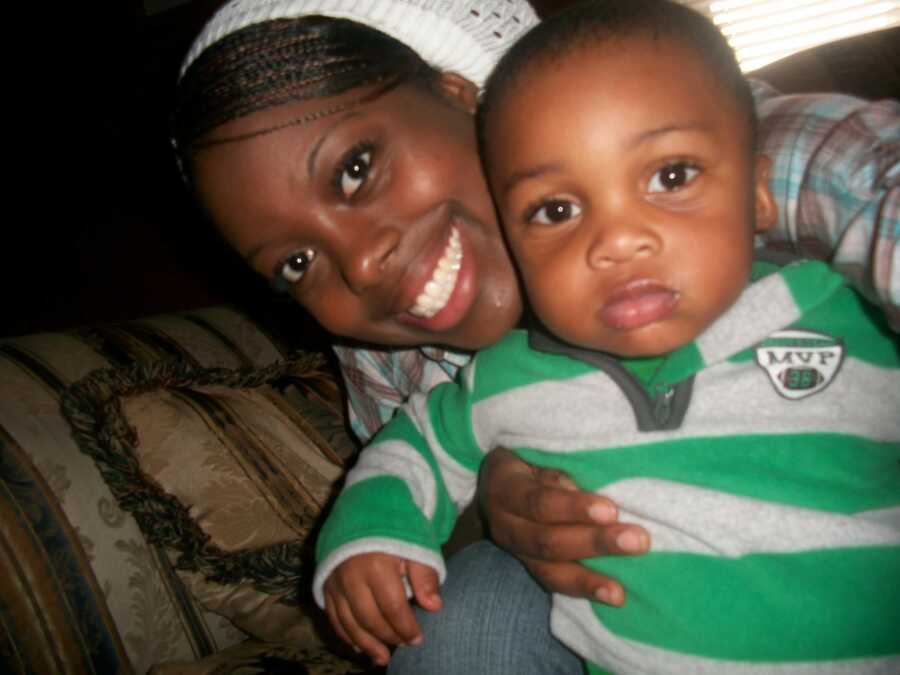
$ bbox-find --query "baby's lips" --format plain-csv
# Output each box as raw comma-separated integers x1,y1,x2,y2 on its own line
598,281,679,330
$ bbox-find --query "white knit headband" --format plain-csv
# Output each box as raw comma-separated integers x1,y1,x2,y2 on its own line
181,0,539,88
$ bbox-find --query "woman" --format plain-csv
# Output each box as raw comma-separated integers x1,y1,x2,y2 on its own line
174,1,899,671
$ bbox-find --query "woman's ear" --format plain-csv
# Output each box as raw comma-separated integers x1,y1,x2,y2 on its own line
435,72,479,114
753,154,777,234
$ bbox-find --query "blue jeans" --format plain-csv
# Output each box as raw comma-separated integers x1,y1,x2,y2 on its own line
388,540,584,675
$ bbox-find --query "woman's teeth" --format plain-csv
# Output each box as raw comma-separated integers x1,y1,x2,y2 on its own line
409,228,462,318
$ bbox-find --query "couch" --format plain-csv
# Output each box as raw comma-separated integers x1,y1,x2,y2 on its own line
0,305,377,674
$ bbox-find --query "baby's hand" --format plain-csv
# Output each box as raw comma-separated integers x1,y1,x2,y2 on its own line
323,552,442,667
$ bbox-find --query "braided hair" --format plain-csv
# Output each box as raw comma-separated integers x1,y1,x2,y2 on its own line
172,16,440,172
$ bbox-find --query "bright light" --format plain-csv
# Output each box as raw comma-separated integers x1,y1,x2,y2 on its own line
700,0,900,71
726,3,896,47
739,15,896,70
718,0,881,38
713,0,827,24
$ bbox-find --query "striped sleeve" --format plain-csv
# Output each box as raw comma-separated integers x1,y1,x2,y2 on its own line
313,363,483,607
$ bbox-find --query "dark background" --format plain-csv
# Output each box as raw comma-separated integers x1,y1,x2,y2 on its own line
5,0,897,338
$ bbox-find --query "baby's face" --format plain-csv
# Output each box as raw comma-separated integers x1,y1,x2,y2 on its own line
485,36,774,357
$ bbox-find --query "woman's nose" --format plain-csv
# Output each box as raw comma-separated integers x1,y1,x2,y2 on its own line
340,225,402,293
586,221,660,269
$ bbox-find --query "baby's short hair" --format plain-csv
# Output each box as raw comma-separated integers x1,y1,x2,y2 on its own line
479,0,756,150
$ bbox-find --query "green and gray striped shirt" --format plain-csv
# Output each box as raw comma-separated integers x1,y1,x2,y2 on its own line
316,260,900,674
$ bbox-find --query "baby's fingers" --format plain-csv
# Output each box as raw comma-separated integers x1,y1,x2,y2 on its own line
323,587,354,650
326,589,393,666
370,572,424,646
407,561,442,613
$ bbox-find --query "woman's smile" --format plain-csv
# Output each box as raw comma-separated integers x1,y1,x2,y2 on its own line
408,226,462,319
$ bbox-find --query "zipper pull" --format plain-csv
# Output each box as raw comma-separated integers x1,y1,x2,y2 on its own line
653,385,675,426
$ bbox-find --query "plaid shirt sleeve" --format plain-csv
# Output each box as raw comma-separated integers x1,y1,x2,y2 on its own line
332,344,468,444
752,80,899,331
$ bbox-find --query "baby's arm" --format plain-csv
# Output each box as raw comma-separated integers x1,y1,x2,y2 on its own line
323,552,441,667
315,371,484,664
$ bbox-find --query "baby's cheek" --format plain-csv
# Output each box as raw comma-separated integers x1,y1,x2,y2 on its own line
529,280,579,332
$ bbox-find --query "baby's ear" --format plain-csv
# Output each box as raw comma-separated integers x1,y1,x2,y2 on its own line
753,155,777,233
435,72,479,114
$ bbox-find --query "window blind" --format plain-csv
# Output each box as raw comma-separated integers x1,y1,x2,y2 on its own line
679,0,900,71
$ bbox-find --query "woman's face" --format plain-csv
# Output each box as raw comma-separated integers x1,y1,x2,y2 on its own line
191,77,522,350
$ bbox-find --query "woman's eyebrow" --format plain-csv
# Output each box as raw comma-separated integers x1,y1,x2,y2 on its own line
244,241,275,265
306,111,363,179
244,235,300,266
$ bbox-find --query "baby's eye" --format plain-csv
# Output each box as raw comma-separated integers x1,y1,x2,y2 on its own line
334,144,373,199
529,199,582,225
647,162,700,193
272,248,317,291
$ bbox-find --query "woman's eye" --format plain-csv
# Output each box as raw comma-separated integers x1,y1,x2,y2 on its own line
273,248,317,289
647,162,700,193
334,146,373,199
529,199,582,225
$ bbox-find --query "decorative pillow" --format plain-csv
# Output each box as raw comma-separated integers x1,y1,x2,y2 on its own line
61,352,358,645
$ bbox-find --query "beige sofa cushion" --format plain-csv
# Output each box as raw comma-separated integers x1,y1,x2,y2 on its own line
61,353,357,646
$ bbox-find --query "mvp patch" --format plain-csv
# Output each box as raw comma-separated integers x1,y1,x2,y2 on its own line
755,329,844,400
